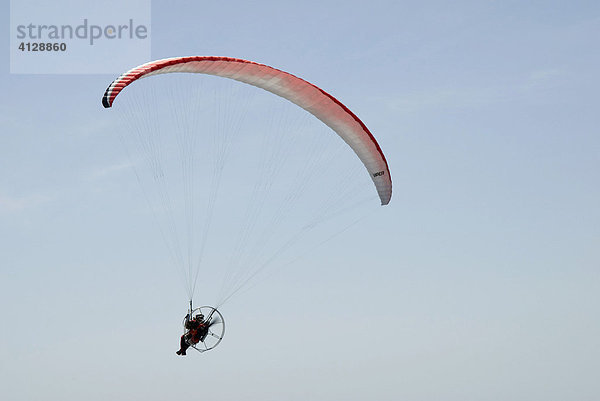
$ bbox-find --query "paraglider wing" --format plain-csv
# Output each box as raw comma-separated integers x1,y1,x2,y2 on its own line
102,56,392,205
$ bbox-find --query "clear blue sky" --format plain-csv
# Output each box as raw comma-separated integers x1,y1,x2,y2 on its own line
1,1,599,400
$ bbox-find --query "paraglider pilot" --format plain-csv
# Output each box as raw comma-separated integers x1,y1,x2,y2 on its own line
176,313,208,356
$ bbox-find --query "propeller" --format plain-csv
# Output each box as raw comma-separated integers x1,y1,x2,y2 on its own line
207,315,222,327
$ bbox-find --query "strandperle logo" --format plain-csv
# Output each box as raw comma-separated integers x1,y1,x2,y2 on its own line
10,0,151,74
15,19,148,45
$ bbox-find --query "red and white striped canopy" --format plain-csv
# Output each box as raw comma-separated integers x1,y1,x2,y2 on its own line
103,56,392,205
